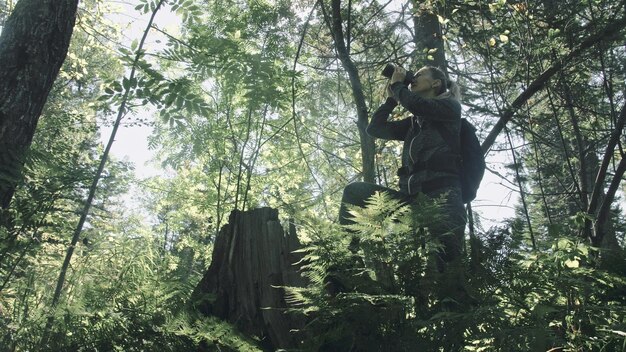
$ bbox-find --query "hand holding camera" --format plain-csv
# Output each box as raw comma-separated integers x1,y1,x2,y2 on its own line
381,63,415,86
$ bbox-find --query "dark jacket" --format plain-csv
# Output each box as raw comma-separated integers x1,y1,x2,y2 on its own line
367,82,462,195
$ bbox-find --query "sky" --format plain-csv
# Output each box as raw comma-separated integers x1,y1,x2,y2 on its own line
101,1,519,229
103,125,519,227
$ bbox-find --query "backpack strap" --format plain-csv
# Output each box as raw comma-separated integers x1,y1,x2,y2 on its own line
432,120,459,153
432,120,462,168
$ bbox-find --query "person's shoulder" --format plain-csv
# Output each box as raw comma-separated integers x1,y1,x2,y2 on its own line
444,96,461,108
436,94,462,115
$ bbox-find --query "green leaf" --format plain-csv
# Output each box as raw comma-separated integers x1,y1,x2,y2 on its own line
564,258,579,268
123,77,131,90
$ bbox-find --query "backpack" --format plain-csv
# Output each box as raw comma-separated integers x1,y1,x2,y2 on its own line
435,119,486,203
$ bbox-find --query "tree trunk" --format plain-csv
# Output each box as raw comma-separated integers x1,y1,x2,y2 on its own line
412,0,447,69
0,0,79,211
324,0,376,183
585,101,626,247
189,207,306,350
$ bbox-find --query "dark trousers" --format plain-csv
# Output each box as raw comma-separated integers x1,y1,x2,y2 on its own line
338,182,412,226
338,181,470,349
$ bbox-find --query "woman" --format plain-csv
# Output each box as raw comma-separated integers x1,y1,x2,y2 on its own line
339,65,466,268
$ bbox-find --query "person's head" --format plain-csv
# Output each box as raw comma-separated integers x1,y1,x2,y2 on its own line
410,66,460,100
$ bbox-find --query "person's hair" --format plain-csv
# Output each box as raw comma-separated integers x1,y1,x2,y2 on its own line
425,66,461,101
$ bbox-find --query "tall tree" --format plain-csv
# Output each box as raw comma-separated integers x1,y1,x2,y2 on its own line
411,0,447,69
323,0,376,183
0,0,79,212
447,0,625,260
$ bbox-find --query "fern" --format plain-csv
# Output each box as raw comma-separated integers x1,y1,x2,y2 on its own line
284,192,465,351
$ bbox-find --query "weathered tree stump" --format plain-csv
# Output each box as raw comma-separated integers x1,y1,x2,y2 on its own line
190,207,306,350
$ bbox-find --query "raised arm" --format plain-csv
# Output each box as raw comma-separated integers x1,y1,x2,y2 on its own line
390,82,461,122
367,97,411,141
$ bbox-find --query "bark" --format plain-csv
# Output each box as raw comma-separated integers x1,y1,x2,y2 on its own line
0,0,79,211
593,157,626,268
411,1,447,69
189,208,306,350
593,158,626,247
586,102,626,245
324,0,376,183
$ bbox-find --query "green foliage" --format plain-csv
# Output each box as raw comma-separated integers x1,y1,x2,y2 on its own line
465,225,626,352
163,313,262,352
2,0,626,350
0,209,252,351
0,1,253,350
286,194,626,351
287,192,470,351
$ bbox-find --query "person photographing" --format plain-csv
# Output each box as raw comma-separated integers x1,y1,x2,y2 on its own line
339,64,466,271
336,64,476,349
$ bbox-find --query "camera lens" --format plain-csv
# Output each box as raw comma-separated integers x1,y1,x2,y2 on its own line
381,63,395,78
381,63,415,86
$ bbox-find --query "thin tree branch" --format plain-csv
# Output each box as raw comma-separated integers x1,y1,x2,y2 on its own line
43,0,166,345
586,101,626,242
593,156,626,246
323,0,375,183
291,0,331,218
481,13,626,153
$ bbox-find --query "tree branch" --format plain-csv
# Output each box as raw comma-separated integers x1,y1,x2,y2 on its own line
593,156,626,246
586,101,626,244
481,12,626,154
323,0,375,183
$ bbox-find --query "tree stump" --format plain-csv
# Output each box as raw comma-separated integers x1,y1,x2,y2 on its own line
189,207,306,350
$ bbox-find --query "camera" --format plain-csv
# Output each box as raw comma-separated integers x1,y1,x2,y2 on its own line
382,63,415,86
